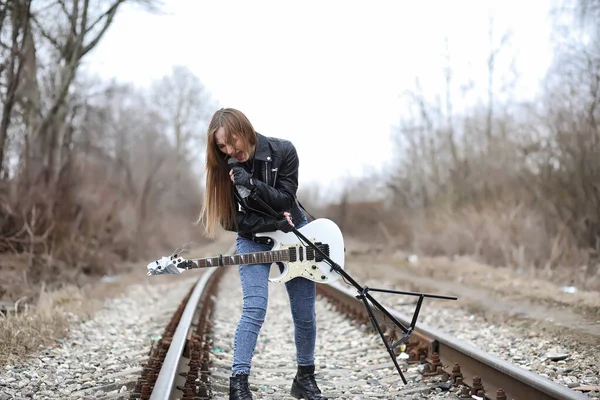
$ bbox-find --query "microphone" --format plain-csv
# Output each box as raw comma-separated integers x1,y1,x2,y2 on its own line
228,158,252,198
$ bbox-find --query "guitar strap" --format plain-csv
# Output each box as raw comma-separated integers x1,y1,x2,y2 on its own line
238,190,316,224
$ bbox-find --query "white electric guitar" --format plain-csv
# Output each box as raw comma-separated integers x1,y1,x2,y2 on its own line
146,218,345,284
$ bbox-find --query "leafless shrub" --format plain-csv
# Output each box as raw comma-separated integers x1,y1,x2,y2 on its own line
367,5,600,288
0,0,215,305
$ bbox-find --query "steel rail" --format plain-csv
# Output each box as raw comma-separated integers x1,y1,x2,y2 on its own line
149,244,235,400
317,281,589,400
145,241,589,400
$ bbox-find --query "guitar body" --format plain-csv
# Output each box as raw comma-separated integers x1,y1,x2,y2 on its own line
254,218,345,284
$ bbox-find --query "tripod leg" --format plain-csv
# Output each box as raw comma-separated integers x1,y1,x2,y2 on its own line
358,295,408,384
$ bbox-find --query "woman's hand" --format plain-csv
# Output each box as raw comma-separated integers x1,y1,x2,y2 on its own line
230,166,254,189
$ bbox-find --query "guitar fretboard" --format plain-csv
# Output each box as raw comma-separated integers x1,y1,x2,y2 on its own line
196,249,292,268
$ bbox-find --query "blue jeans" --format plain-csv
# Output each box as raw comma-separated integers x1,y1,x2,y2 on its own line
232,218,316,376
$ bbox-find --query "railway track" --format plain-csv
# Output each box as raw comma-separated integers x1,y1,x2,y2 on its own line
128,244,591,400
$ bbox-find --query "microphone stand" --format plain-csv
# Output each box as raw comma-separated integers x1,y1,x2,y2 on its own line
240,188,458,384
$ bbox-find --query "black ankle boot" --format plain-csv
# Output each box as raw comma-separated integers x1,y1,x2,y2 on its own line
229,374,253,400
290,365,328,400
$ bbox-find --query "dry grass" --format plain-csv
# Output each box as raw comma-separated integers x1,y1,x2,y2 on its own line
410,205,584,268
369,251,600,320
0,233,235,367
0,172,213,367
357,203,600,292
1,283,89,366
0,265,172,366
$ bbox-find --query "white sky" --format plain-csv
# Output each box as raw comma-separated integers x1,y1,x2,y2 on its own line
84,0,555,193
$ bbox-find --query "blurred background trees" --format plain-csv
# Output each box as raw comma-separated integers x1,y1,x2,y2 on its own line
324,0,600,288
1,0,600,301
0,0,215,299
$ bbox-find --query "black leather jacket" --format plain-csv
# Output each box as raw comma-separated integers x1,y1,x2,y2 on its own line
225,132,305,238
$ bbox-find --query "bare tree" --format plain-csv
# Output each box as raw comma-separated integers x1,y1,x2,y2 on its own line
535,27,600,254
0,0,188,288
485,11,512,143
23,0,161,187
443,36,458,168
572,0,600,41
150,65,215,180
0,0,31,175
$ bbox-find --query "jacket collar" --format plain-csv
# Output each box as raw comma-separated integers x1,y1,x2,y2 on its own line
252,132,272,162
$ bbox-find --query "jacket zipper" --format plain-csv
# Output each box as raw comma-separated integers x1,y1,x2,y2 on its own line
264,161,270,186
271,168,279,187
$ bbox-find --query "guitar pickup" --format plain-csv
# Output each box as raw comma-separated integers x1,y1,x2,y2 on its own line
306,242,329,262
289,247,297,262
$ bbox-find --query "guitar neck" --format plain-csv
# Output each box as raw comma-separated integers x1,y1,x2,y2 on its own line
194,249,291,268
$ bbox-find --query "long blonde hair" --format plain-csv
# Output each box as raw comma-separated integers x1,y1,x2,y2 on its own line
198,108,258,238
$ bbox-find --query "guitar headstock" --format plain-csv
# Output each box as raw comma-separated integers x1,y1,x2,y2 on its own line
146,254,190,276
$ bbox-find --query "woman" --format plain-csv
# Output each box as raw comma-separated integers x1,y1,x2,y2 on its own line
198,108,328,400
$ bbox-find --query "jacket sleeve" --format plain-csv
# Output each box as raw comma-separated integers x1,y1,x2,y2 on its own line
232,209,280,234
249,143,299,212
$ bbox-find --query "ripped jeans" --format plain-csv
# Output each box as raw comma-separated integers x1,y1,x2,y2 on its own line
231,217,316,376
